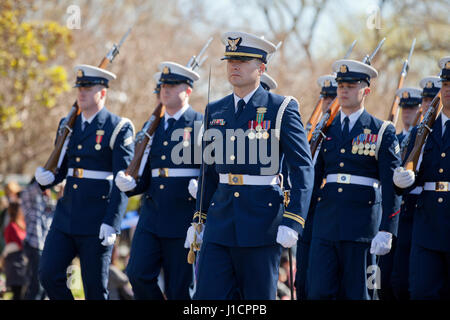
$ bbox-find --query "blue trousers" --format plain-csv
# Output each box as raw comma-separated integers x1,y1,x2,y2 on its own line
294,239,310,300
391,219,413,300
410,244,450,299
307,238,371,300
193,242,282,300
126,225,192,300
39,227,113,300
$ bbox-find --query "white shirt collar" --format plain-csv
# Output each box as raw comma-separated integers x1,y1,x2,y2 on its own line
402,128,409,136
340,107,365,131
81,109,101,124
233,86,259,112
164,103,190,122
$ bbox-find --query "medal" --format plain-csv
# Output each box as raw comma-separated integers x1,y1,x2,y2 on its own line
248,131,256,140
183,127,192,147
364,149,369,156
358,149,364,155
352,145,358,154
369,150,376,157
95,130,104,151
365,143,370,150
262,131,269,139
256,132,262,139
255,124,262,132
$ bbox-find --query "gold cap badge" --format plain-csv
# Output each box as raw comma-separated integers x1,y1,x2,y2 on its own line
340,65,348,73
227,37,241,52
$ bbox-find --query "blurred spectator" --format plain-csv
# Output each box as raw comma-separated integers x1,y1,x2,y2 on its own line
1,201,28,300
1,181,22,253
20,178,56,300
108,244,133,300
277,249,296,300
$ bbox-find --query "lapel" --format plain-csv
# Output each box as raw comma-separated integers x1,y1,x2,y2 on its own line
430,114,443,149
216,94,236,129
236,85,269,128
326,111,342,142
77,107,108,143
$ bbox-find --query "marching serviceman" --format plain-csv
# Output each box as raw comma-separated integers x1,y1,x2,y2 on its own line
378,87,421,300
295,74,338,300
115,62,203,299
306,59,402,300
419,76,442,115
389,87,424,300
185,31,314,300
393,56,450,299
35,65,135,299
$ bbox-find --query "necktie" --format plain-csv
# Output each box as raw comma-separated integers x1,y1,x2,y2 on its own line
236,99,245,119
165,118,176,133
342,116,350,140
83,121,90,132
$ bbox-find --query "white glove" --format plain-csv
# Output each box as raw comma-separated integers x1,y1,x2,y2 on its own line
99,223,117,246
184,224,204,249
393,167,415,188
34,166,55,186
276,225,298,248
188,179,198,199
370,231,393,256
115,170,136,192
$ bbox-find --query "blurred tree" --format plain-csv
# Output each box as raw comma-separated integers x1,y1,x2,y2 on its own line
0,0,74,175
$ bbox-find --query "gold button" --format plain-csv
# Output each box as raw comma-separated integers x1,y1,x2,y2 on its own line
340,149,346,154
211,202,214,206
76,157,81,162
317,197,321,201
324,149,327,152
338,187,343,193
230,155,235,161
439,168,444,173
102,195,106,199
159,184,164,189
77,145,82,150
189,197,193,201
438,197,443,203
73,184,78,189
161,155,166,160
234,192,239,198
268,202,272,207
230,136,236,141
441,153,446,158
401,200,405,205
339,162,344,167
163,141,168,146
368,201,372,205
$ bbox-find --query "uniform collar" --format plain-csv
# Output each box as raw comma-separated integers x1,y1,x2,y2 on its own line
81,108,102,124
233,86,259,111
340,107,365,130
164,103,190,122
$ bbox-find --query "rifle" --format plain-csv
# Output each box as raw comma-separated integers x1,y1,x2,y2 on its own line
387,38,416,126
400,105,423,160
126,38,213,180
186,37,213,71
306,40,357,141
309,38,386,158
404,91,442,172
43,28,132,173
